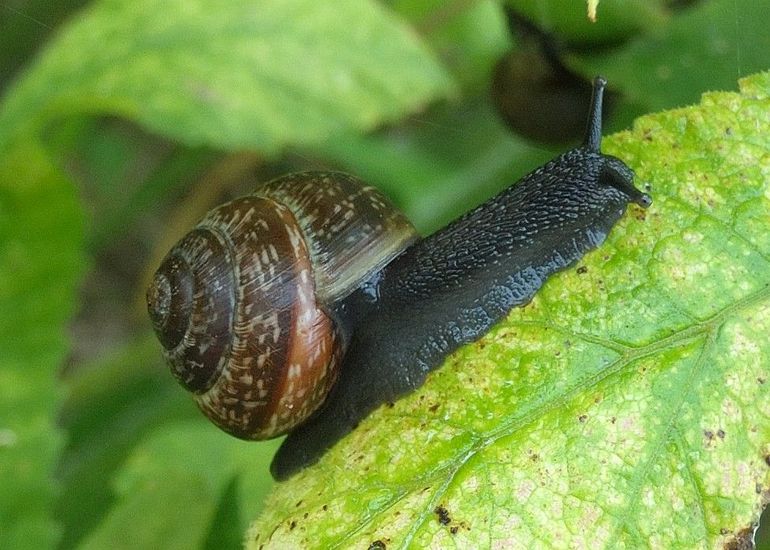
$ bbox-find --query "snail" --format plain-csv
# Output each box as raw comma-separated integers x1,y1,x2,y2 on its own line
147,77,651,480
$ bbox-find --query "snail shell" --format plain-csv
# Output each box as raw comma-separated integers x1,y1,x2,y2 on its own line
147,172,418,439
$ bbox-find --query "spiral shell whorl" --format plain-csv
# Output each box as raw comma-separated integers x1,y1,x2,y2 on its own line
148,229,236,393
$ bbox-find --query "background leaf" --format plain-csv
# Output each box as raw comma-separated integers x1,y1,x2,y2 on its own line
77,421,279,549
0,139,84,548
0,0,89,88
54,337,194,548
247,72,770,549
588,0,770,111
507,0,666,45
0,0,454,153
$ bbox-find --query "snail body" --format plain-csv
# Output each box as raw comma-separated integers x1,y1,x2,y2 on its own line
147,77,650,480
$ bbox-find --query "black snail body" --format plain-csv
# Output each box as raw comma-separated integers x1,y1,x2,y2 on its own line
147,77,651,480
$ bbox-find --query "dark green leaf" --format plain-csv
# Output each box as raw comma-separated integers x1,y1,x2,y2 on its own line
0,139,84,549
79,421,278,549
589,0,770,110
55,336,194,548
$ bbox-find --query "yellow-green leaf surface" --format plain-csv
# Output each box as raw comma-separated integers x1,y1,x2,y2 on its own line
248,73,770,548
0,0,453,153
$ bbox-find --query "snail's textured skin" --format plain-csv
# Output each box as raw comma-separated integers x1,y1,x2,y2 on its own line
271,147,649,479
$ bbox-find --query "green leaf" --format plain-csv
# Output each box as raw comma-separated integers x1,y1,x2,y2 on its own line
56,334,279,549
0,0,89,87
247,72,770,548
588,0,770,111
505,0,667,46
55,336,195,548
79,421,279,550
0,0,454,154
0,139,84,548
390,0,510,92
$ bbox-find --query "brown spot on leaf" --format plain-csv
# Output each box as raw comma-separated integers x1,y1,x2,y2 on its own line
723,526,755,550
428,403,440,413
289,520,297,531
450,526,459,535
717,429,725,439
764,455,770,467
435,505,451,525
577,266,588,274
578,414,588,423
368,541,386,550
705,430,715,440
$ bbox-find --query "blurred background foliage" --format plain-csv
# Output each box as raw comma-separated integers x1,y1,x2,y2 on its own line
0,0,768,548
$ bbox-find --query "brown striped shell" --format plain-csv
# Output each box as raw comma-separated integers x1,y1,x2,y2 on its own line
146,172,418,439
